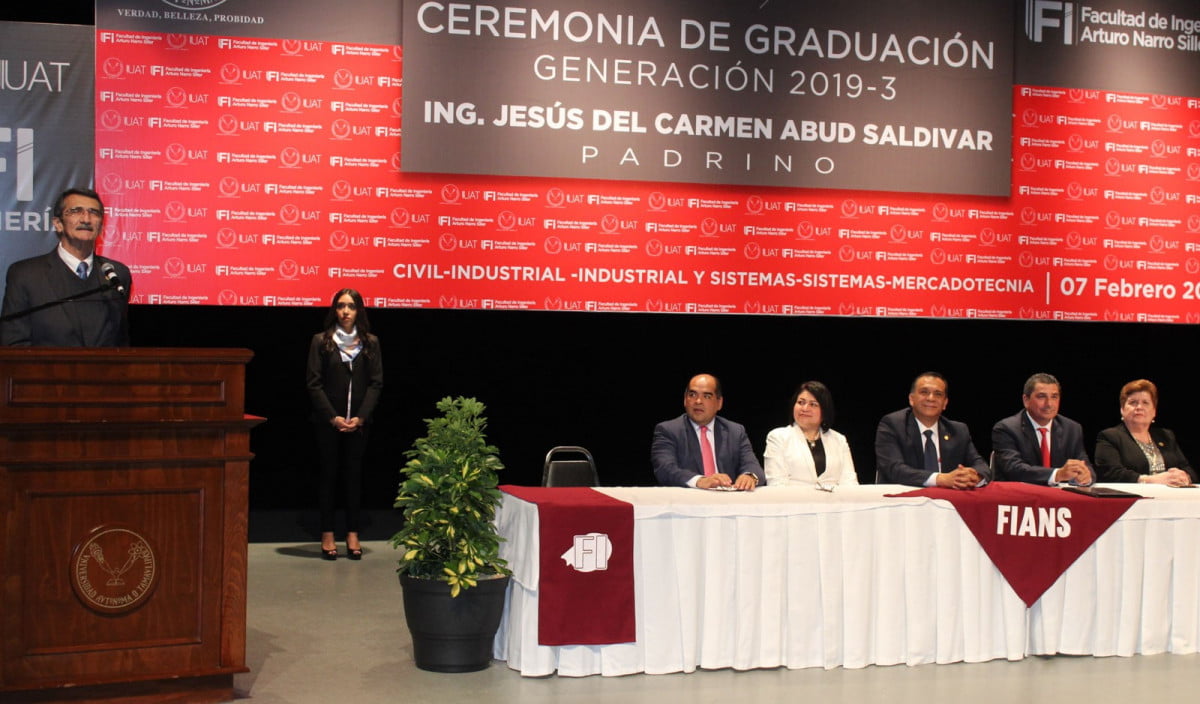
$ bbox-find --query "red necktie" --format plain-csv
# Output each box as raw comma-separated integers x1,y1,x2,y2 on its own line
700,425,716,476
1039,427,1051,467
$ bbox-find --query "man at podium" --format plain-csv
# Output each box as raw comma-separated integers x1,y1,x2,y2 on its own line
0,187,132,346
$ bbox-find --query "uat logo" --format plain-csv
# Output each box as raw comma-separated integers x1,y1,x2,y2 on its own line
164,143,188,164
932,202,950,221
929,247,947,265
1149,235,1166,252
389,207,410,227
280,147,301,168
1148,186,1167,204
1103,254,1120,271
1066,231,1082,248
440,184,460,203
1019,206,1038,225
164,201,187,222
1150,139,1167,158
279,204,300,225
438,233,457,251
1021,108,1040,127
332,68,355,90
497,211,517,230
280,91,303,113
218,289,238,306
648,191,668,211
543,236,563,254
979,227,996,246
600,214,619,233
390,152,402,171
102,56,124,78
839,302,856,315
545,187,566,208
840,199,859,218
1105,210,1122,229
1189,119,1200,138
838,244,855,262
102,173,124,193
329,230,349,250
645,239,663,256
218,176,240,198
165,86,187,108
219,62,241,84
889,224,907,243
1066,182,1085,200
99,109,123,131
543,296,562,310
1106,114,1124,132
1067,134,1084,151
164,257,186,277
391,97,403,117
281,39,303,56
216,227,237,248
1187,164,1200,182
796,221,814,239
331,180,353,201
439,295,458,308
330,118,352,140
1018,153,1037,171
743,242,760,259
1019,251,1035,267
1188,214,1200,233
217,113,239,135
930,304,946,317
278,259,300,279
700,217,719,236
743,301,761,314
1185,258,1200,275
645,299,663,312
744,195,763,214
166,34,189,50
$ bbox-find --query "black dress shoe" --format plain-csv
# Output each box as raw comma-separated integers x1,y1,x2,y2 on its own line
321,546,338,561
346,544,363,560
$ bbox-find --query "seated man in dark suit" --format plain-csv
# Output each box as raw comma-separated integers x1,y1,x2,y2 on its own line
1,187,132,346
652,373,765,491
875,372,990,489
991,373,1094,486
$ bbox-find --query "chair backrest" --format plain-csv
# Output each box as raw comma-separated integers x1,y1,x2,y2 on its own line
542,445,599,487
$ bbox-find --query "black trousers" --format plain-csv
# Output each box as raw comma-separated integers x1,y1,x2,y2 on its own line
315,422,369,534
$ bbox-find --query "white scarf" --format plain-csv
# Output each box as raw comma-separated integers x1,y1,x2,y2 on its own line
334,327,361,364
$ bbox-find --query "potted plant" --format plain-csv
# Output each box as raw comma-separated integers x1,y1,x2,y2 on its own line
390,396,511,672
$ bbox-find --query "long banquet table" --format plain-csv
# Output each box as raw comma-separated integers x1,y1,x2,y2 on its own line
493,484,1200,676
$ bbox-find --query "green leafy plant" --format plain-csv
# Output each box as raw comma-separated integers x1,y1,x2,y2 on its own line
390,396,509,596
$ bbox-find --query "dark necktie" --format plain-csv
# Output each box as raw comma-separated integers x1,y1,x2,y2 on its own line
76,261,88,280
923,429,939,472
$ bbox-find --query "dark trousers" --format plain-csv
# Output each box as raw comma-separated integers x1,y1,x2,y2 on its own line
315,422,369,534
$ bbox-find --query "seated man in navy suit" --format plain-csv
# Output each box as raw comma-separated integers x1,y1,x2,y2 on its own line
651,373,765,491
991,372,1094,486
875,372,990,489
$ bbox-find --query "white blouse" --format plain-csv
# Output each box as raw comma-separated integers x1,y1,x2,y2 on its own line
763,424,858,487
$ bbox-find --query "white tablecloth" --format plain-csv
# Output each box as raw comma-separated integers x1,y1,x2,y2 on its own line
493,484,1200,676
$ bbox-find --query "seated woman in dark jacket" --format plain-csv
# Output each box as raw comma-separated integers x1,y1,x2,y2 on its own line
1094,379,1194,487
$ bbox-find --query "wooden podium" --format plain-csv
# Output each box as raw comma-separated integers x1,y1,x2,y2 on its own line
0,348,261,703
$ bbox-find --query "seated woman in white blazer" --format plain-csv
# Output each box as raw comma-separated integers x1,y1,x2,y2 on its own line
763,381,858,487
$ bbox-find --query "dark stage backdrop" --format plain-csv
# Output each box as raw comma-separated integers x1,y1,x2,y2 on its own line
128,304,1200,515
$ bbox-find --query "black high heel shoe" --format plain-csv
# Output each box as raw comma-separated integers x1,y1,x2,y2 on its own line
346,543,363,560
321,546,338,560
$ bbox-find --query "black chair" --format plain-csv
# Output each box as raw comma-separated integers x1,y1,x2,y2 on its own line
542,446,599,487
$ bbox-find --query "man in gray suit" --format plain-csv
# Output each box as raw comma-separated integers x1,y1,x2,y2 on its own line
1,187,131,346
991,373,1094,486
651,373,765,490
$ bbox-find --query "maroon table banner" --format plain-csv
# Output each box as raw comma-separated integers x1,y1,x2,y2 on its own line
500,485,635,645
887,482,1141,607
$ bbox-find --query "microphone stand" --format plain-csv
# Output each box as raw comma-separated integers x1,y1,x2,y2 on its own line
0,281,123,323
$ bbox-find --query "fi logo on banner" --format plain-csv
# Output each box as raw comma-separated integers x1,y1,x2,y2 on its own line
1025,1,1075,44
0,127,34,202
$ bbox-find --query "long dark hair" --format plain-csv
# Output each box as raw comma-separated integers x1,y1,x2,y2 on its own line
320,288,376,357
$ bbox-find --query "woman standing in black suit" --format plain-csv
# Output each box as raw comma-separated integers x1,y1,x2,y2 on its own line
1094,379,1195,487
307,289,383,559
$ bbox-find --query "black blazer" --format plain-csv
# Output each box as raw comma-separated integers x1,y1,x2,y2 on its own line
1094,424,1196,483
875,408,991,487
306,331,383,424
1,249,131,346
651,413,766,487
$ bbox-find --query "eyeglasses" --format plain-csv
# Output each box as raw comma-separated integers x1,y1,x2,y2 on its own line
795,399,820,408
61,206,103,218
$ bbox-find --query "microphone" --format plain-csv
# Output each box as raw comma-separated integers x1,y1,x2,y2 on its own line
100,262,127,297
